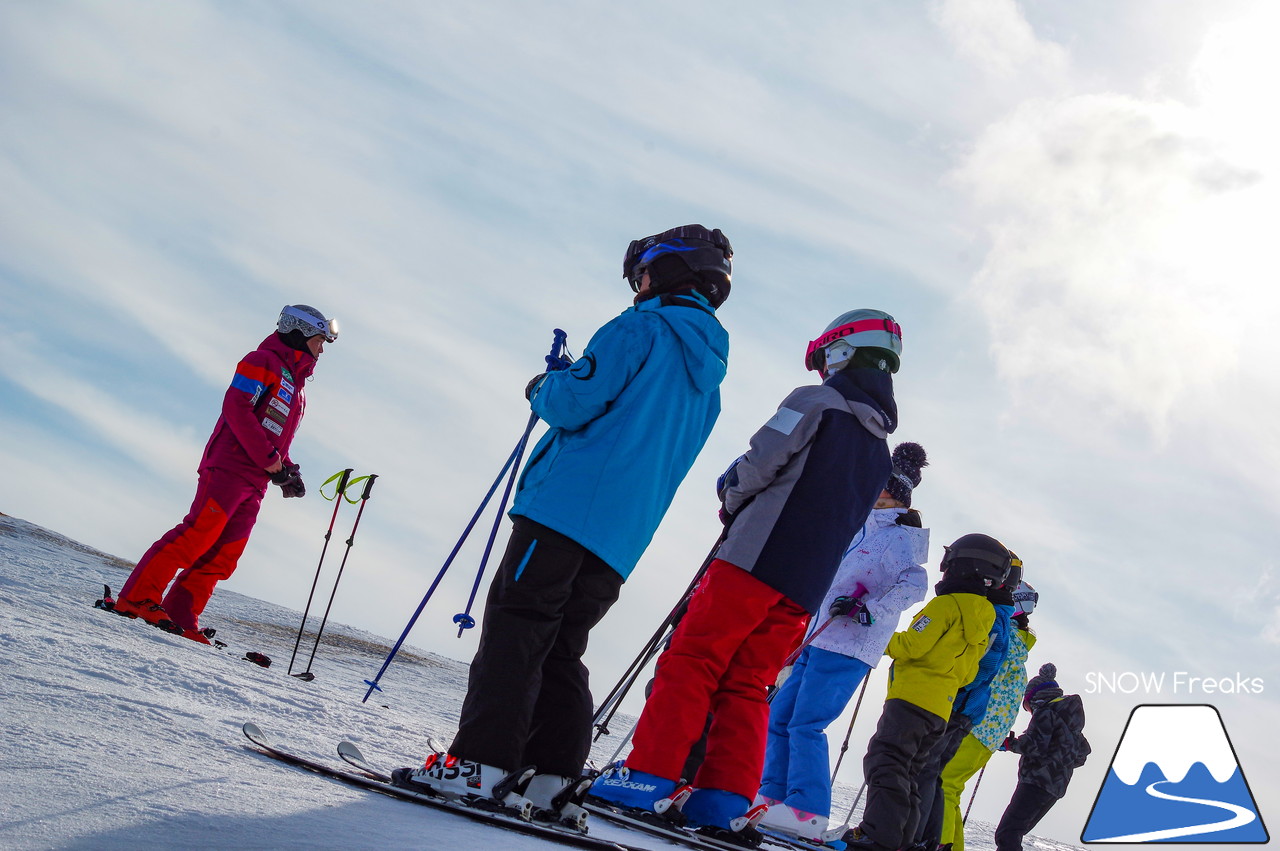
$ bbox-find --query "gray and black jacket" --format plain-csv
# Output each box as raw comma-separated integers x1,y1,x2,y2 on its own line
1007,692,1091,798
716,367,896,615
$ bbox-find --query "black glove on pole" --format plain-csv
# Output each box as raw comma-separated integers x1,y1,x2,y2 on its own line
298,473,378,678
288,468,352,678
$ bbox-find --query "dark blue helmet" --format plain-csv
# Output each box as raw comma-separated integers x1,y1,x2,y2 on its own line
622,224,733,307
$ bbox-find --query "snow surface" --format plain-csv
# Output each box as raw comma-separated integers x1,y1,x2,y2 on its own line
0,513,1084,851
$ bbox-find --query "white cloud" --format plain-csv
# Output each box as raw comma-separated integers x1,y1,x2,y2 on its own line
947,3,1278,446
932,0,1069,84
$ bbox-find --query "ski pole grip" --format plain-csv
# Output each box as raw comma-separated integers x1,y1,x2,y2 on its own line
545,329,569,370
359,474,378,501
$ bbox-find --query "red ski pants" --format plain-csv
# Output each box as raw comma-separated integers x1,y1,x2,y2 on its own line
626,560,808,800
119,469,265,631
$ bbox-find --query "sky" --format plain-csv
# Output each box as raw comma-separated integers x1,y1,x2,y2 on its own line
2,1,1278,843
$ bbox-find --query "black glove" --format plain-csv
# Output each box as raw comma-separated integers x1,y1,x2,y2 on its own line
271,463,305,498
999,732,1017,752
525,373,547,400
829,595,874,626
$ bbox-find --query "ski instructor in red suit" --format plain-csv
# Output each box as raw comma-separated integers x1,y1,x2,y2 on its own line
114,305,338,643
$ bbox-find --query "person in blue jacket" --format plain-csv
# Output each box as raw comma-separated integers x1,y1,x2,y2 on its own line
910,556,1021,849
395,225,732,830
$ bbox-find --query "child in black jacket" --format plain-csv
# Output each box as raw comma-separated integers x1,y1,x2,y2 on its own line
995,663,1091,851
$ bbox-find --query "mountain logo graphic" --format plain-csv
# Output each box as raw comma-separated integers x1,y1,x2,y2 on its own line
1082,704,1268,843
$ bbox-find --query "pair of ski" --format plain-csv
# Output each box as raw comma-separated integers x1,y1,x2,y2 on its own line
94,585,273,667
241,723,832,851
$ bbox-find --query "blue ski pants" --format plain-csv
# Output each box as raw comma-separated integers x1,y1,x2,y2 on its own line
759,645,871,817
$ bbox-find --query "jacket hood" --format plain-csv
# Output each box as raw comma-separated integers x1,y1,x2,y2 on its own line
260,333,317,383
826,368,898,439
867,508,929,563
1042,693,1087,732
646,298,729,393
951,591,996,650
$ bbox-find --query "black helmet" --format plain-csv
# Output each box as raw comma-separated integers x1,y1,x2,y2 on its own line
940,533,1012,587
1003,553,1024,590
622,224,733,307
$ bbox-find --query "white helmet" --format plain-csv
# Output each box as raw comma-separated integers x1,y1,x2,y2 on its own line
278,304,338,342
804,309,902,376
1012,581,1039,616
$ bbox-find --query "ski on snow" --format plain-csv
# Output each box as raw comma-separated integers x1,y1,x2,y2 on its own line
241,722,639,851
581,800,826,851
335,735,778,851
335,736,837,851
95,585,274,666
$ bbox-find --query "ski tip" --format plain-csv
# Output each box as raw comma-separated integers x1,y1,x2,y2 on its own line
242,722,266,744
337,740,366,762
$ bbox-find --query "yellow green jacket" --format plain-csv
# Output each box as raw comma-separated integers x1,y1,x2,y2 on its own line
885,592,996,720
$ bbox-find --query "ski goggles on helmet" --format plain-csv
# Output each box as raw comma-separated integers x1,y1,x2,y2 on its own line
279,305,339,342
804,316,902,372
623,225,733,290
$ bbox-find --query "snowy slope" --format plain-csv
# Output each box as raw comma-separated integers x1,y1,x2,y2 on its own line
0,513,1082,851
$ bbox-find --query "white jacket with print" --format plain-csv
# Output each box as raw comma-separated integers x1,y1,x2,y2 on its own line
809,507,929,667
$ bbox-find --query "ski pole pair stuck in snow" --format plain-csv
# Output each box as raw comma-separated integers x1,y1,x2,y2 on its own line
287,468,379,681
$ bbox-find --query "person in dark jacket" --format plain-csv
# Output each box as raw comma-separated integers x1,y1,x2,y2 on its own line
113,305,337,643
395,225,733,832
994,663,1091,851
591,309,902,839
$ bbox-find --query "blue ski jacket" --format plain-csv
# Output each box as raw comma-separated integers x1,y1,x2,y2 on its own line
952,603,1015,724
511,295,728,579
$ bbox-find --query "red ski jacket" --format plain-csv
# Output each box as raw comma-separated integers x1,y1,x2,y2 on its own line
198,334,316,486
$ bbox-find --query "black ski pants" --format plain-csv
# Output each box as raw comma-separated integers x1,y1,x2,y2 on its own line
994,782,1058,851
858,698,947,851
450,518,623,777
913,712,973,847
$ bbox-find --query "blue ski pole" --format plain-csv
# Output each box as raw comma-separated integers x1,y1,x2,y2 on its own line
363,330,568,702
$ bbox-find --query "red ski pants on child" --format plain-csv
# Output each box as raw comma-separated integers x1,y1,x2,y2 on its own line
118,469,266,631
626,560,808,800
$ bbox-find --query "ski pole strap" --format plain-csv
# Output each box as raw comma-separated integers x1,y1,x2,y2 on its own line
320,469,355,502
326,474,375,504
